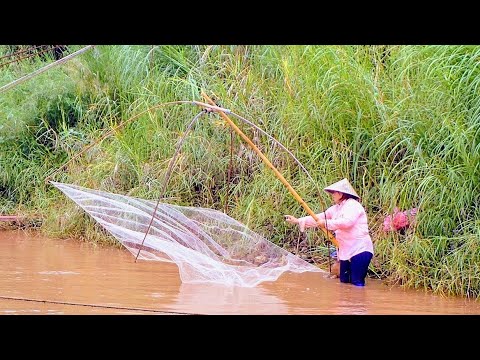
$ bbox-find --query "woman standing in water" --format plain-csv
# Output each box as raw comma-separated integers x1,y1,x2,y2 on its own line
285,178,374,287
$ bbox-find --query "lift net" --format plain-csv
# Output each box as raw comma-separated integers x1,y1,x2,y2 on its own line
51,182,323,287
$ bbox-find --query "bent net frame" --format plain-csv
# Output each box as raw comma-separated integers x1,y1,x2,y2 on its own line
50,97,330,287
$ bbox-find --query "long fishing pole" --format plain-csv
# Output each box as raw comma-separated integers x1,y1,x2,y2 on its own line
201,91,338,248
226,104,335,269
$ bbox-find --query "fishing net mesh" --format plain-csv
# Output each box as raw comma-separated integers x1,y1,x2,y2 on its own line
52,182,323,287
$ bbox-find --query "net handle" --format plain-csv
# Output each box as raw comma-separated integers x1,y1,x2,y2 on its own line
201,91,338,248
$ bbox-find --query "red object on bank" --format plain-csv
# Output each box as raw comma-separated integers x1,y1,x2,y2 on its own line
383,207,418,232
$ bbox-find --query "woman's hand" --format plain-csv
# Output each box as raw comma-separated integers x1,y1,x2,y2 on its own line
284,215,298,225
285,215,306,232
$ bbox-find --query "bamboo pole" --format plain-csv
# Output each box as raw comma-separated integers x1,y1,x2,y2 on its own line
201,91,338,247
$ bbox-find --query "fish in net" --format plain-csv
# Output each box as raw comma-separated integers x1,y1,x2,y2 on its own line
52,181,324,287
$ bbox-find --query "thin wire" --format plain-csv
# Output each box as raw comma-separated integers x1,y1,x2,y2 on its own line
0,295,200,315
0,45,60,69
134,110,206,262
225,128,234,214
0,45,44,60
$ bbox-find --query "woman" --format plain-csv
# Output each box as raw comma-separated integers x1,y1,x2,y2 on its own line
285,178,374,286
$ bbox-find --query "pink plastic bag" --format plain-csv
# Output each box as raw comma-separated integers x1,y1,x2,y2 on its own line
383,207,418,232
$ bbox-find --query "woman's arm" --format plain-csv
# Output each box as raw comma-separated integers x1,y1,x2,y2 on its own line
285,212,327,232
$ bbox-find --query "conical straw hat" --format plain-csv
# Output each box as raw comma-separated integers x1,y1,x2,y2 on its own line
324,178,360,199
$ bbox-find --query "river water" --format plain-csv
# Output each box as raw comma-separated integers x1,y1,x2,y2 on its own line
1,230,479,315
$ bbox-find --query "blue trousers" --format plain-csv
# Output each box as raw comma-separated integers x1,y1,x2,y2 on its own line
339,251,373,286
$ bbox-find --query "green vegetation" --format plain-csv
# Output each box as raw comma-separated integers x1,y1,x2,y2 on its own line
1,45,479,299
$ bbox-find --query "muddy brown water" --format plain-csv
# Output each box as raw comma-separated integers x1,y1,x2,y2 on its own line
1,230,480,315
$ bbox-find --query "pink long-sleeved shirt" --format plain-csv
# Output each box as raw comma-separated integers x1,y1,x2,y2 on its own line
298,198,373,261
